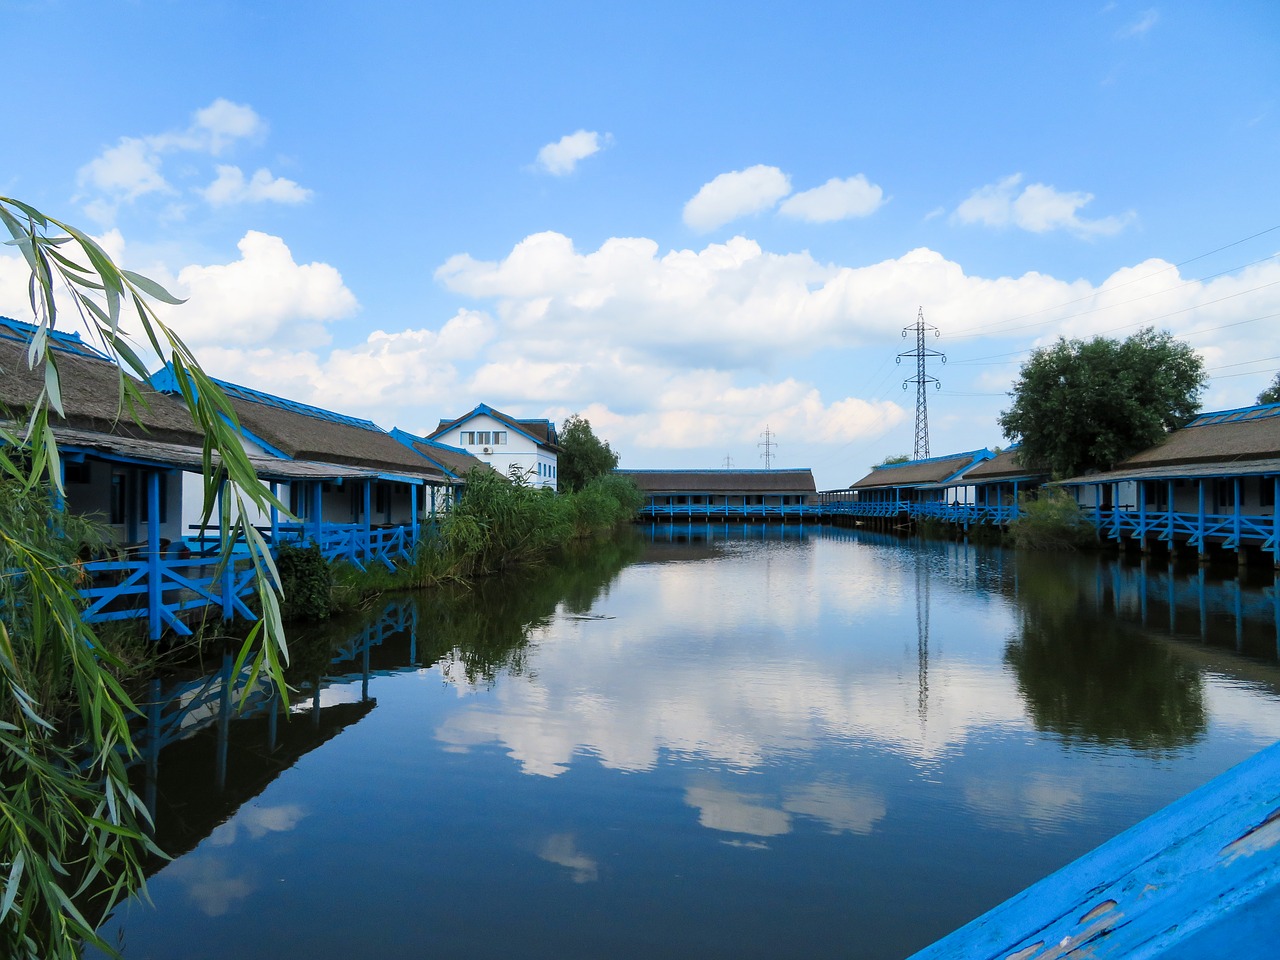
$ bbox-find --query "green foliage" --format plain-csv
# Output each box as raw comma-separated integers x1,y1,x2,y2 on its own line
0,196,291,959
275,543,334,623
557,413,620,492
1258,372,1280,406
998,327,1206,478
440,469,574,576
1005,551,1206,749
568,474,644,536
0,480,160,958
1005,489,1097,551
876,453,911,467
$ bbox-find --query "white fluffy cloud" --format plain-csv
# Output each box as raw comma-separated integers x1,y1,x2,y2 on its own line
683,165,793,232
953,173,1134,238
778,174,885,223
77,137,171,200
202,165,313,206
76,99,304,218
536,130,611,175
153,230,358,347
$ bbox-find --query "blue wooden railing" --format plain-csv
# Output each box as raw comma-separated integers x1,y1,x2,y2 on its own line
77,521,420,639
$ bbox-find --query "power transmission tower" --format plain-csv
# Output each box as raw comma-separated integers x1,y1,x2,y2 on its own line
897,307,945,459
722,455,734,469
758,425,777,469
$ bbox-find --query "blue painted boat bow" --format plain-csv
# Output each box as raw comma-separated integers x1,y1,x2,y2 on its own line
907,739,1280,959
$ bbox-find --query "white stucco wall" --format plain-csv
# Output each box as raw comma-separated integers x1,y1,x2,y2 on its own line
433,412,558,489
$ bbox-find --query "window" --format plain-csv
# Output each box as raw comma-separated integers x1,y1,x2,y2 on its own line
476,431,492,445
64,460,90,485
461,431,475,445
1263,478,1277,508
493,431,507,445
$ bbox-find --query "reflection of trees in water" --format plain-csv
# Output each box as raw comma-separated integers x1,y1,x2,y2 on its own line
1004,553,1206,750
416,530,646,686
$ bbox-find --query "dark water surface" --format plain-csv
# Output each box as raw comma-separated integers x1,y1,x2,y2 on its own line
92,526,1280,960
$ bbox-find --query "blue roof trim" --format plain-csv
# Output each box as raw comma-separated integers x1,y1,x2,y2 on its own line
388,427,469,479
1186,402,1280,428
872,448,993,472
429,404,556,450
0,315,113,361
217,411,291,460
150,362,383,433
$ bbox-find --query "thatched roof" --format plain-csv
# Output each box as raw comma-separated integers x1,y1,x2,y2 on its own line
1057,405,1280,486
616,469,816,494
432,403,560,451
0,318,206,446
149,366,446,482
1119,405,1280,468
962,447,1047,483
389,429,495,479
850,450,991,489
49,426,382,482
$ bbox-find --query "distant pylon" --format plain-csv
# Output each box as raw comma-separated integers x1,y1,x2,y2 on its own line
758,425,777,469
897,307,945,459
722,455,734,468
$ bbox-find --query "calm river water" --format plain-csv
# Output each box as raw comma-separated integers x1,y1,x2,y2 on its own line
91,525,1280,960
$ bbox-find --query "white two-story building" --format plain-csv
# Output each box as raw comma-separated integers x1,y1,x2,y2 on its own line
428,403,561,490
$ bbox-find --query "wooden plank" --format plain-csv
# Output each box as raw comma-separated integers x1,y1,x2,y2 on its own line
907,740,1280,960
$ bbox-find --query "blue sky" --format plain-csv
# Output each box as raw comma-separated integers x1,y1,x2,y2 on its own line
3,1,1279,487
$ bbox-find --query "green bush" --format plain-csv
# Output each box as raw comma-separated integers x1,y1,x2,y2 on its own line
275,542,334,622
1005,489,1097,551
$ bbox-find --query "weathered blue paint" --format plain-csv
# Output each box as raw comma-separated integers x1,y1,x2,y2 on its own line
907,739,1280,960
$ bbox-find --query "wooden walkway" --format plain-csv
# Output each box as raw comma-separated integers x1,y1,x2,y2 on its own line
907,739,1280,959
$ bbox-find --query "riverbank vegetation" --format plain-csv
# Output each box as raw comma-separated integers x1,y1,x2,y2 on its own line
1004,489,1097,551
281,470,645,620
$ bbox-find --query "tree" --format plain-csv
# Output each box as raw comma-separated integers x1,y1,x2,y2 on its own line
998,327,1206,479
0,196,290,959
557,414,619,492
876,454,911,467
1258,372,1280,406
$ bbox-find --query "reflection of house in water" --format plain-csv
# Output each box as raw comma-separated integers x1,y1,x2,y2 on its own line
127,601,420,865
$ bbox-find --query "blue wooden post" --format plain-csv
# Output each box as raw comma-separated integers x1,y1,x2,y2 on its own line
1233,476,1242,562
1198,480,1207,562
219,480,234,621
311,482,323,545
1167,479,1176,549
362,480,372,566
269,480,279,545
411,484,419,551
147,470,162,640
1138,480,1147,553
1274,476,1280,567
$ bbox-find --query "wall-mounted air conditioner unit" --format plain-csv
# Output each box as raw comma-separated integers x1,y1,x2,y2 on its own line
483,446,492,454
